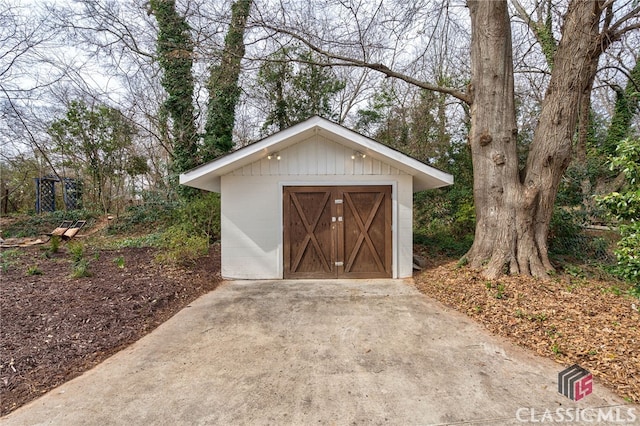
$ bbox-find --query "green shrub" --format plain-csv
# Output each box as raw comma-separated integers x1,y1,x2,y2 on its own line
452,201,476,237
107,195,177,235
549,207,585,257
613,223,640,285
414,219,474,257
113,256,125,269
156,226,209,266
71,259,92,278
150,193,220,265
1,249,21,272
26,265,43,275
171,192,221,242
549,207,614,264
67,242,85,263
596,138,640,292
106,192,220,244
412,144,474,258
48,235,61,253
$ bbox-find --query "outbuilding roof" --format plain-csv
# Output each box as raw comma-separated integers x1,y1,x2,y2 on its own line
179,116,453,192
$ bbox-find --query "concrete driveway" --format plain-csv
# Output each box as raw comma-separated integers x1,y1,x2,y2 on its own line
2,280,635,426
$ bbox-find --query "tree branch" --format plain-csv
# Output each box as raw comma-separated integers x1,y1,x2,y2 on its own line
600,4,640,49
0,86,63,183
259,23,471,104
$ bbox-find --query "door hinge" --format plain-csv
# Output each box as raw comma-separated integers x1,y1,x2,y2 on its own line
335,261,344,266
335,199,343,204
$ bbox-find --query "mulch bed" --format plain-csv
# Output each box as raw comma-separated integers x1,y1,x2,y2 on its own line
2,241,637,416
413,256,640,404
0,244,221,415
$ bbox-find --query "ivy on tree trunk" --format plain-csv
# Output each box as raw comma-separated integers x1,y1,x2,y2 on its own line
604,57,640,156
203,0,252,161
149,0,198,193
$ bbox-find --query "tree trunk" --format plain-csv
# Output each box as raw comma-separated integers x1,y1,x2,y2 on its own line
149,0,198,184
203,0,252,160
465,0,604,278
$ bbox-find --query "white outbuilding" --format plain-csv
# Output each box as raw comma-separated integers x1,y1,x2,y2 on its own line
180,116,453,280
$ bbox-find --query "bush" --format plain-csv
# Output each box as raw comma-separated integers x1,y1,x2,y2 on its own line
71,259,92,278
113,256,125,269
151,192,219,265
107,192,220,244
48,235,61,254
414,219,474,257
107,198,177,235
26,265,43,275
452,201,476,237
548,207,615,264
156,226,209,266
1,249,20,273
171,192,221,242
613,223,640,284
596,138,640,291
67,241,85,263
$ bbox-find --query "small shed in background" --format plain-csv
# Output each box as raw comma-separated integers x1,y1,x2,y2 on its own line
180,116,453,280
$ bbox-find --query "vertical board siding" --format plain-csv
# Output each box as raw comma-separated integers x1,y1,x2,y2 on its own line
234,135,407,177
219,134,416,280
396,174,414,278
220,173,414,279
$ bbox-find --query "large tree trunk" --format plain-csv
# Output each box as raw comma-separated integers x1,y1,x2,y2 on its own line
466,0,604,278
204,0,252,160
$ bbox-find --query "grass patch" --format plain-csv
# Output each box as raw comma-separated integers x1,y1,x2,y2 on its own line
1,249,21,273
71,259,91,278
113,256,125,269
1,210,95,238
26,265,43,276
101,233,163,249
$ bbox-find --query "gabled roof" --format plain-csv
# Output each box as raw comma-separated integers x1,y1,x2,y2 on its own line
179,116,453,192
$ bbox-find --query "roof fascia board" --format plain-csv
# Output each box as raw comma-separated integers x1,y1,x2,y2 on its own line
179,116,453,189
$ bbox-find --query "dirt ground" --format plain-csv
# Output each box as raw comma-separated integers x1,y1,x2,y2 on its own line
0,243,221,415
413,255,640,405
1,237,638,416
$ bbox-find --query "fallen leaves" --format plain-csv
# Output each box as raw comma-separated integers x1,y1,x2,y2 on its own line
414,258,640,404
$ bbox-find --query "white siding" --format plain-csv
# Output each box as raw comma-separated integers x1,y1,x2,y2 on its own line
220,179,414,280
230,135,408,177
396,174,414,278
220,176,282,279
220,135,415,280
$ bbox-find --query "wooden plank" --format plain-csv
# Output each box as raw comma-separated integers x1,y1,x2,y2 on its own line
283,186,336,279
339,186,392,279
283,185,392,279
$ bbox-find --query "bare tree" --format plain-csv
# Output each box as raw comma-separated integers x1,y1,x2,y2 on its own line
253,0,640,278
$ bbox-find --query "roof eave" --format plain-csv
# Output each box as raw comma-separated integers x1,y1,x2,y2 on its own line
179,116,454,193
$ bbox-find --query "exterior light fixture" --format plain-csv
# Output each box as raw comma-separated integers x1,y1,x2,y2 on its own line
267,152,281,160
351,151,366,159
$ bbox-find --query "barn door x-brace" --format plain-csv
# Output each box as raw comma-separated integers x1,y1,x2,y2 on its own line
283,186,391,279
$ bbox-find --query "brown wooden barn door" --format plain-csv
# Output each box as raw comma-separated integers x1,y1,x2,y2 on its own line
283,186,392,279
283,187,337,278
341,186,392,278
